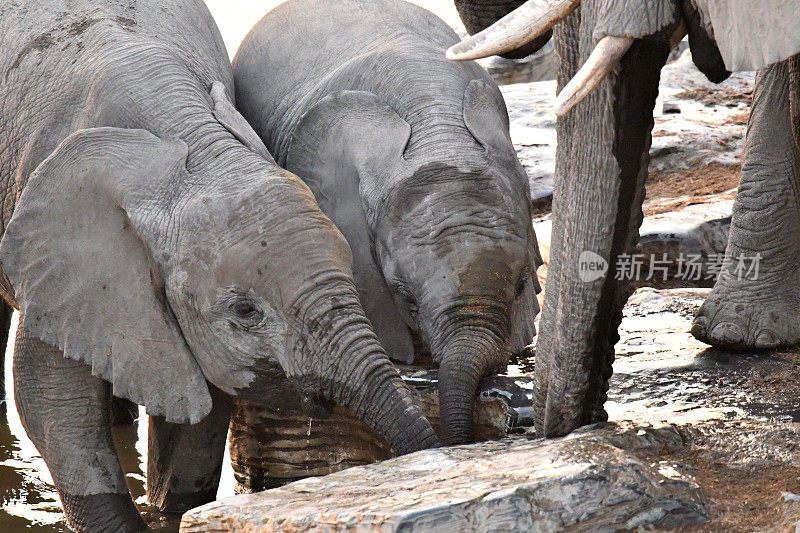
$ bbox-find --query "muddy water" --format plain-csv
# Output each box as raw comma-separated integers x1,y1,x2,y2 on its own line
606,287,800,426
0,313,236,532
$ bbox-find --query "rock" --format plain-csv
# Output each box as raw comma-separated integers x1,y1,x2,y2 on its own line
228,371,535,492
662,102,681,114
182,423,709,533
635,201,733,286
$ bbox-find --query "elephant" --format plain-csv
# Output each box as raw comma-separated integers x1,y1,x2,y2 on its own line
0,1,438,530
232,0,542,444
447,0,800,438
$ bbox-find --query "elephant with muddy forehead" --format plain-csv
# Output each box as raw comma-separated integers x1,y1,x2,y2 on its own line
233,0,542,445
0,0,438,530
449,0,800,437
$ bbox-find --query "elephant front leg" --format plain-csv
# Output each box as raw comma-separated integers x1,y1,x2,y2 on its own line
693,56,800,350
12,326,146,532
146,385,232,514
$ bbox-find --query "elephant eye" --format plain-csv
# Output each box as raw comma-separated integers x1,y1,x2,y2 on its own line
231,298,263,322
393,282,419,318
515,268,531,299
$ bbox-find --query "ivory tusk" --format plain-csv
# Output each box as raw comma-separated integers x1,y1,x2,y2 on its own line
670,21,687,50
446,0,581,61
554,36,635,117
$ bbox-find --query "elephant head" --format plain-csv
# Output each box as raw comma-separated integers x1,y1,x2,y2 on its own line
285,87,540,445
448,0,800,438
0,125,438,455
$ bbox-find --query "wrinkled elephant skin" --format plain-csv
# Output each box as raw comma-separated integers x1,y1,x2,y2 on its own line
233,0,542,444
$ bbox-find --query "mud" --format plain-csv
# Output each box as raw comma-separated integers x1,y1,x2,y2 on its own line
608,288,800,531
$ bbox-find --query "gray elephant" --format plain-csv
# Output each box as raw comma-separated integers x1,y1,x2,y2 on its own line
448,0,800,435
0,1,438,530
448,0,800,437
232,0,541,444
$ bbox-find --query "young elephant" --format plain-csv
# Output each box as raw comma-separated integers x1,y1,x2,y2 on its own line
233,0,542,445
0,1,437,530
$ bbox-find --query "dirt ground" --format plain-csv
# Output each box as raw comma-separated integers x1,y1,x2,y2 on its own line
644,162,740,216
674,86,754,108
604,286,800,532
629,435,800,533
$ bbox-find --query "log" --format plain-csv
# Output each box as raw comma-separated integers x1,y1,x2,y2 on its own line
184,423,709,532
228,369,534,492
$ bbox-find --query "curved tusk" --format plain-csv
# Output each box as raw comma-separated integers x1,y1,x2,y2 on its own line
554,36,635,117
446,0,581,61
670,20,687,50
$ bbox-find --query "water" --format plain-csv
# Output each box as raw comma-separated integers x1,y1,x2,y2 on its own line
0,313,237,532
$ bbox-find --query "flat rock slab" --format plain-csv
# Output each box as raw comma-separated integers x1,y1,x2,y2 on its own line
181,424,708,532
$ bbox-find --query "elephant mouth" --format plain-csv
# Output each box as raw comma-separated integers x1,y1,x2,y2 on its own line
298,393,335,418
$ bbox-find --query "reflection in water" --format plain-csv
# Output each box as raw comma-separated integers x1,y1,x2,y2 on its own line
0,313,236,532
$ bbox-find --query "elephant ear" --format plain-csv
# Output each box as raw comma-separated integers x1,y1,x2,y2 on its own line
286,91,415,364
211,81,274,162
693,0,800,71
511,236,543,354
463,79,515,159
0,128,212,424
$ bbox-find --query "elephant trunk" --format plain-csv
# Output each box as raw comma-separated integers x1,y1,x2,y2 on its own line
437,335,497,445
453,0,553,59
334,335,440,455
297,286,439,455
532,10,673,437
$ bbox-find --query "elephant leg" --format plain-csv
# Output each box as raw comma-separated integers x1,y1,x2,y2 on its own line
533,9,674,437
692,55,800,350
146,384,232,514
0,301,13,399
12,326,146,532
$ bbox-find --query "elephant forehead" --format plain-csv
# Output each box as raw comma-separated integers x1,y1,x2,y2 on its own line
457,248,518,292
388,232,528,284
381,167,524,228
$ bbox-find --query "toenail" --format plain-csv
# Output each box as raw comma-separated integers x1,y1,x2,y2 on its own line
754,330,780,350
691,318,708,341
709,323,745,347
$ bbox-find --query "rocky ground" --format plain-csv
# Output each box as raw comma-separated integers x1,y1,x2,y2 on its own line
610,288,800,531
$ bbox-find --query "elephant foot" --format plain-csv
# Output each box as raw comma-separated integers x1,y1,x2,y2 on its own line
692,58,800,352
692,277,800,350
